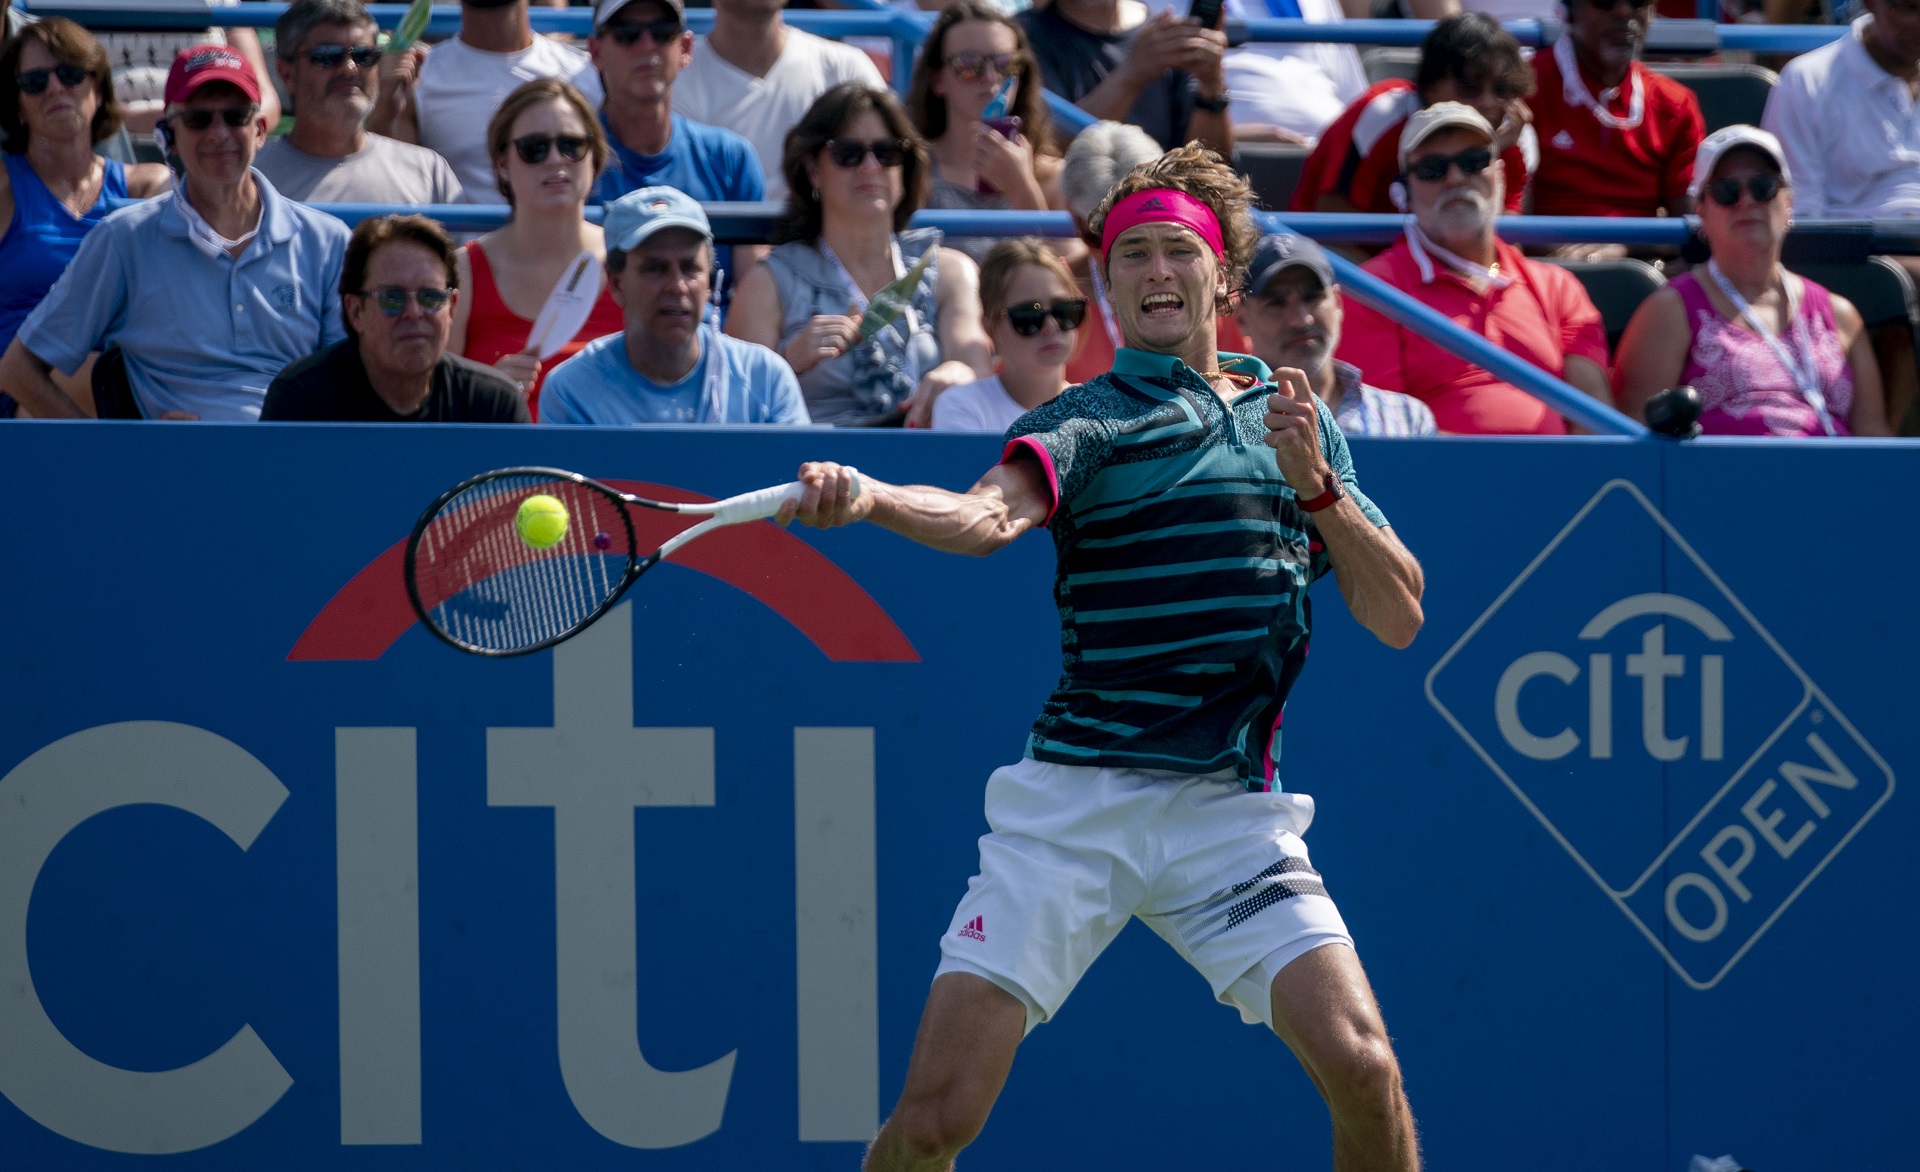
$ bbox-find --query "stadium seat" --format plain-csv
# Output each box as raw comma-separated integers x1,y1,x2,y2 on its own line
1545,257,1667,352
1788,257,1920,429
1235,142,1312,210
1646,62,1778,133
1363,47,1421,86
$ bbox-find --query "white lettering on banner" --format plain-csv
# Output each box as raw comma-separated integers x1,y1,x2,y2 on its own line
486,603,738,1149
0,722,293,1154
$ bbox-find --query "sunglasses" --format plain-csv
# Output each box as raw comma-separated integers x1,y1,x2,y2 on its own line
1705,173,1785,207
359,286,453,316
602,19,684,46
1004,298,1087,336
16,64,90,95
1407,146,1494,182
512,133,591,165
825,137,910,168
302,44,383,70
944,51,1014,82
174,106,257,132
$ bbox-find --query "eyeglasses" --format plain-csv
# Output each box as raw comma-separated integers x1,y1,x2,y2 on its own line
16,64,90,95
944,51,1014,82
1705,173,1785,207
1004,298,1087,336
1407,146,1494,182
301,44,383,70
358,286,453,315
174,106,257,132
512,133,591,165
825,138,910,168
602,19,684,46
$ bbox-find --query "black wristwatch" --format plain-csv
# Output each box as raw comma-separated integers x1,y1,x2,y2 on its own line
1192,89,1232,114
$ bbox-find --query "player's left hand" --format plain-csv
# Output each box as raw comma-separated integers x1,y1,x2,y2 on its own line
782,461,872,529
1262,367,1332,495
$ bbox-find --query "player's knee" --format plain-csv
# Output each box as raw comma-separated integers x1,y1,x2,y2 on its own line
888,1098,986,1162
1319,1027,1405,1116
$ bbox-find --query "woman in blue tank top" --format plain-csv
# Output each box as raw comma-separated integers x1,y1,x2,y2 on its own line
0,19,170,416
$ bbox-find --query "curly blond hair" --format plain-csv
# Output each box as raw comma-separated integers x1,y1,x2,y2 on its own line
1087,143,1260,314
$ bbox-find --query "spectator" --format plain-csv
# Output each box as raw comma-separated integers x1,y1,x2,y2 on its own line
450,79,624,420
1612,126,1891,437
1529,0,1703,222
1236,233,1437,437
0,19,170,418
1289,13,1535,216
1334,102,1612,434
1765,2,1920,219
0,45,346,420
541,187,807,424
264,215,527,422
907,2,1061,264
372,0,601,205
932,237,1078,432
728,83,991,426
674,0,884,201
258,0,465,205
1015,0,1232,157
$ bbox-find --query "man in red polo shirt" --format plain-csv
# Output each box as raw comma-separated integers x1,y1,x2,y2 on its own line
1530,0,1704,218
1289,13,1536,215
1334,102,1614,435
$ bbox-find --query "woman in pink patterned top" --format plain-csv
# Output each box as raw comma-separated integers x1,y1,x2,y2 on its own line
1613,125,1892,437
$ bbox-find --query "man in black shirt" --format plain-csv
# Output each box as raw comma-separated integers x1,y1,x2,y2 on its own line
263,214,528,422
1016,0,1232,157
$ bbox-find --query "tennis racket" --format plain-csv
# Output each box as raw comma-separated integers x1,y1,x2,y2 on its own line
403,466,859,657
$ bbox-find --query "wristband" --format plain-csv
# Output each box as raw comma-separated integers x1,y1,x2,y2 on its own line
1193,88,1231,114
1297,473,1344,513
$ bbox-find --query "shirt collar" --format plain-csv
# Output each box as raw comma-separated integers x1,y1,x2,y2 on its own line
158,168,296,248
1110,346,1272,385
603,109,681,168
1843,15,1906,90
1331,359,1364,397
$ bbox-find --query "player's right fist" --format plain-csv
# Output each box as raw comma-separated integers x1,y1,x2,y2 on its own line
784,462,872,530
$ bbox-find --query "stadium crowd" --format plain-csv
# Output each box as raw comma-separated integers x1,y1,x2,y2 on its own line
0,0,1915,436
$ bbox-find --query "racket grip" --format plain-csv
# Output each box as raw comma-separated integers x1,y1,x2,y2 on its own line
707,469,863,525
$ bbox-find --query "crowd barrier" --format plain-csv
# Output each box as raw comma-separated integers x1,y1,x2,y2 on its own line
0,424,1910,1169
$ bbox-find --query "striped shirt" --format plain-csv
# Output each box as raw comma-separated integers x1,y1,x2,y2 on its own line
1003,347,1389,788
1328,361,1438,437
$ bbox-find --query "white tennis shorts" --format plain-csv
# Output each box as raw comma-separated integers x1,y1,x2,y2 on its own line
934,757,1352,1033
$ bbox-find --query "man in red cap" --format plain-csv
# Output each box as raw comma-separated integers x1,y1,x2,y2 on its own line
0,44,349,420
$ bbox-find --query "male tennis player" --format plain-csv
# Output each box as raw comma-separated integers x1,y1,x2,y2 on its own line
783,144,1426,1172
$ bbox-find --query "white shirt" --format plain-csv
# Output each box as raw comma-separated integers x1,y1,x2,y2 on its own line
413,34,603,206
675,28,884,201
931,375,1037,433
1140,0,1365,142
1764,15,1920,219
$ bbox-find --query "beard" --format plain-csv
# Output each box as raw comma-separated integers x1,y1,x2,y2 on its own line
1277,331,1332,378
1418,187,1496,240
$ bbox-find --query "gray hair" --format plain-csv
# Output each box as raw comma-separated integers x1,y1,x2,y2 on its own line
275,0,375,59
1060,121,1164,223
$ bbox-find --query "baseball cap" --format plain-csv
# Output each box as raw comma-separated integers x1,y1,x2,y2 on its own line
1246,233,1335,297
603,186,711,253
594,0,683,31
1687,124,1793,200
1397,101,1494,170
164,44,260,108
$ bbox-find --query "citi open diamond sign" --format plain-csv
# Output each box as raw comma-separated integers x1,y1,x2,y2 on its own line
1425,480,1894,989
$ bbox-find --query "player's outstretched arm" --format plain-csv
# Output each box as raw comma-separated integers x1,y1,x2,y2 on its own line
779,457,1051,557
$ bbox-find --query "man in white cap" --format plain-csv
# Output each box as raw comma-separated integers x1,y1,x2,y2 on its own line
539,186,807,425
1334,100,1612,436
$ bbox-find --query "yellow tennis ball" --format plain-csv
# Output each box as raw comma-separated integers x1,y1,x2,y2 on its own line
516,493,569,549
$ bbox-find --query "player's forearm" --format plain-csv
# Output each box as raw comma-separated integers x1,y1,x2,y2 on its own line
866,479,1035,557
1318,508,1424,648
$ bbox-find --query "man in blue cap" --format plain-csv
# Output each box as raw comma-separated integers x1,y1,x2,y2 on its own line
539,186,809,426
1234,232,1436,437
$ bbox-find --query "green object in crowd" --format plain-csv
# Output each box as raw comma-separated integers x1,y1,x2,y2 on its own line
387,0,433,53
852,247,937,345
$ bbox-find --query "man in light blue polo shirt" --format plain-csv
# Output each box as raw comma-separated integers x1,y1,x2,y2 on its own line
540,187,808,426
0,45,347,420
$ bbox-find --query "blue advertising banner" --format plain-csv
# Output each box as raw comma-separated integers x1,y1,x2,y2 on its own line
0,424,1910,1170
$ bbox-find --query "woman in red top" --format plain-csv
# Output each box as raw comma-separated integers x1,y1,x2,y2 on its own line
448,79,622,420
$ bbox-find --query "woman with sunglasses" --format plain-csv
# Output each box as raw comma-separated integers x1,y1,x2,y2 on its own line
905,2,1062,265
448,78,623,420
729,83,992,427
932,238,1081,432
0,19,170,417
1613,126,1892,437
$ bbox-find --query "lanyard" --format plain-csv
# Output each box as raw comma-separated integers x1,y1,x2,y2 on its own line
1554,36,1644,131
1088,265,1123,350
1404,222,1511,289
694,323,730,424
1706,261,1837,436
819,238,921,343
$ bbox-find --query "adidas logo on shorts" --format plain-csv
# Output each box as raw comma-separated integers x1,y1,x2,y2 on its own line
957,915,986,942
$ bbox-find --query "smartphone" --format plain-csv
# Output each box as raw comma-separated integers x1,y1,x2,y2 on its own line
978,115,1022,196
1188,0,1224,29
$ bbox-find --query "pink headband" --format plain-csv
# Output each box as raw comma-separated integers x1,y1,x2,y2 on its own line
1100,189,1225,261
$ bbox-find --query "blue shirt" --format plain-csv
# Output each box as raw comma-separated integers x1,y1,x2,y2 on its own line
591,112,764,300
538,324,810,426
1004,347,1388,787
17,170,348,420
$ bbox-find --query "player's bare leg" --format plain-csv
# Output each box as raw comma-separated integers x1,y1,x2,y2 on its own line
1269,943,1420,1172
864,973,1027,1172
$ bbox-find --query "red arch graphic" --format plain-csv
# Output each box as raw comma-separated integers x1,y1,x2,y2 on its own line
289,480,919,662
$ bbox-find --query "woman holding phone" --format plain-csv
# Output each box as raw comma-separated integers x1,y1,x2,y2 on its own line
906,2,1062,264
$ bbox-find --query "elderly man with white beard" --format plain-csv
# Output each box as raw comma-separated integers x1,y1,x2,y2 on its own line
1334,101,1614,436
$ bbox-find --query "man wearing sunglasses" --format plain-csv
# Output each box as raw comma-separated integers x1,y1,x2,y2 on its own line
2,45,348,421
1335,102,1613,436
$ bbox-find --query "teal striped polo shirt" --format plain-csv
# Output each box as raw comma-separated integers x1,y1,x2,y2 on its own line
1003,347,1389,787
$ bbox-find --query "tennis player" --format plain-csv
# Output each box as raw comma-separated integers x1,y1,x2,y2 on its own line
784,144,1426,1172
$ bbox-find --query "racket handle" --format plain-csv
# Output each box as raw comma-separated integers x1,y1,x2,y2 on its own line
707,469,862,525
